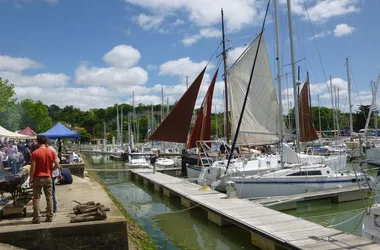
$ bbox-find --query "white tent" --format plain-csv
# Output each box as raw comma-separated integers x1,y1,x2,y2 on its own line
0,125,30,139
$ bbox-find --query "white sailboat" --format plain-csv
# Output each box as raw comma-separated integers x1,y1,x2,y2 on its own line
209,0,361,197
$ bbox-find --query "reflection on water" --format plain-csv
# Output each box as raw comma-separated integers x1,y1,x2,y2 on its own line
86,154,379,246
286,162,380,236
85,154,254,250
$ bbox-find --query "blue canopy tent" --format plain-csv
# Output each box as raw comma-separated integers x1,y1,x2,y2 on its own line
39,122,80,139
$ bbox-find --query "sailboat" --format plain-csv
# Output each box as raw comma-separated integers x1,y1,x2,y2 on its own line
206,0,369,198
185,69,220,178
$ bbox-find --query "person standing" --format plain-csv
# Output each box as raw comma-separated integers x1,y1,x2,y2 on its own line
6,140,18,174
29,136,59,224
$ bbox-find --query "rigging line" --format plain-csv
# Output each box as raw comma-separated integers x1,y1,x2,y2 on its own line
327,209,365,228
225,0,271,174
207,41,223,66
227,34,256,41
302,207,365,220
302,0,330,98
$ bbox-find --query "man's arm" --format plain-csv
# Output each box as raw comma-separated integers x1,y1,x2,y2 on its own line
29,161,36,186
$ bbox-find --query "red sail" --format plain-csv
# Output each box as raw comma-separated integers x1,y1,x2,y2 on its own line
149,67,206,143
299,79,318,142
187,69,218,149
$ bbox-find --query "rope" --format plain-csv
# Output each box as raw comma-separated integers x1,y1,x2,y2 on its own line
150,203,201,221
327,209,365,228
302,207,365,219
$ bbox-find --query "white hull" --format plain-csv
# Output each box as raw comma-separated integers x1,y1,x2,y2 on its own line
225,165,371,198
362,205,380,243
155,158,175,168
186,165,201,179
229,176,366,198
198,157,280,192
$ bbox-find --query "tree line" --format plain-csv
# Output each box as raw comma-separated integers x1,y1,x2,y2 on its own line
0,78,376,142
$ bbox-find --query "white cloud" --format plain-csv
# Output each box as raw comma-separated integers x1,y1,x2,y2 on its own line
0,55,43,72
306,0,359,22
172,19,185,26
308,30,332,40
0,71,69,87
75,44,148,86
333,23,355,37
182,34,202,46
125,0,264,32
200,28,221,38
183,28,222,46
146,64,158,71
103,45,141,68
135,14,164,30
14,86,121,111
75,62,148,86
280,0,360,23
159,57,210,84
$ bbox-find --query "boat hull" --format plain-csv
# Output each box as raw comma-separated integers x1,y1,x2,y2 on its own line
229,177,364,198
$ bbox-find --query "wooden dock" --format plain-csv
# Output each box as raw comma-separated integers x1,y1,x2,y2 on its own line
253,186,371,211
129,169,379,250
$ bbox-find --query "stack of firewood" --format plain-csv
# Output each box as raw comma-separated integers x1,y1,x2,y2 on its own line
70,201,110,223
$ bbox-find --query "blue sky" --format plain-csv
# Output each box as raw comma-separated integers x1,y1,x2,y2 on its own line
0,0,379,113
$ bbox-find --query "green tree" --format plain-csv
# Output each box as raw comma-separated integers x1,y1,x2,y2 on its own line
78,128,91,142
20,99,53,132
0,78,16,113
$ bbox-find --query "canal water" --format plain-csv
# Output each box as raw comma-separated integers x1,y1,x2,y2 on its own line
85,154,255,250
85,154,379,249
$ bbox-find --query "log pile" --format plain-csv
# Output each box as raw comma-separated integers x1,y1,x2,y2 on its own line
70,201,110,223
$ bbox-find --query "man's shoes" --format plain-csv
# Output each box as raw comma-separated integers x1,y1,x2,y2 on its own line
31,218,40,224
45,216,53,222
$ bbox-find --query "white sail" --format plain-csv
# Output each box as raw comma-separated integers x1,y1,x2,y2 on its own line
228,35,280,146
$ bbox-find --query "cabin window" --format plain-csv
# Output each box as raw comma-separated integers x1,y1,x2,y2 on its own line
287,171,322,176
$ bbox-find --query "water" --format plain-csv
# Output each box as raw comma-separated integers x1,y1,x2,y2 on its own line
85,154,254,250
86,154,379,247
285,162,380,236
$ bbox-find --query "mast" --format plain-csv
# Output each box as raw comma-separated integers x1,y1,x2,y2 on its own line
374,81,378,141
121,106,123,145
318,94,321,132
286,0,300,152
116,104,120,146
221,8,230,143
161,87,164,122
329,75,336,141
103,121,106,150
132,91,136,142
365,75,380,135
274,0,283,167
346,58,353,136
215,105,218,138
286,73,291,131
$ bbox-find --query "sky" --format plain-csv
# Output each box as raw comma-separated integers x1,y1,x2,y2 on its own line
0,0,379,114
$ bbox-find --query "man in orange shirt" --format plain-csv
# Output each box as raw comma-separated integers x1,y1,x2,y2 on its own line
29,135,59,224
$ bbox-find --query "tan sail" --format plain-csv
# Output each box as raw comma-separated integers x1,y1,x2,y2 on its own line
149,67,206,143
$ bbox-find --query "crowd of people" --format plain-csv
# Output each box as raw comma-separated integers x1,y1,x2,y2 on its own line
0,136,73,223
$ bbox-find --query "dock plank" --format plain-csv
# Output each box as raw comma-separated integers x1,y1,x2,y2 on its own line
129,169,378,249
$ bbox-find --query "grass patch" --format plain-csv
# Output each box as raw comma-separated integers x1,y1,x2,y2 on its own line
83,155,157,250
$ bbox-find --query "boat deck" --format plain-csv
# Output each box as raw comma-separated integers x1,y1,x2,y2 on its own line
129,169,379,249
